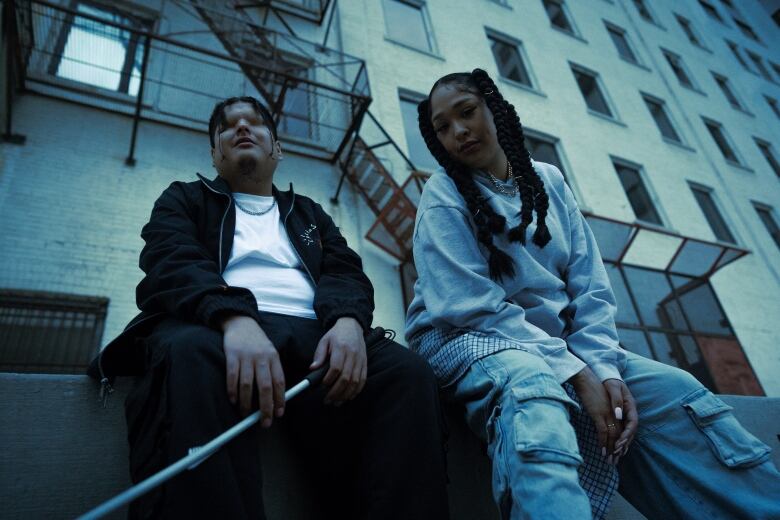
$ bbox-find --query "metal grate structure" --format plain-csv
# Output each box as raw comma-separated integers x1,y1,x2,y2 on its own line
0,290,108,374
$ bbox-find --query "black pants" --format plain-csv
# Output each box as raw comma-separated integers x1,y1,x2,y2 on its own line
124,313,450,520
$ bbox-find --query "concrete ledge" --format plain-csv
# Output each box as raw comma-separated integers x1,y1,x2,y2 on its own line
1,373,778,519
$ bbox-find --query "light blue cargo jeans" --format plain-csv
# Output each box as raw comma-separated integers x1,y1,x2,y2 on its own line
446,349,780,520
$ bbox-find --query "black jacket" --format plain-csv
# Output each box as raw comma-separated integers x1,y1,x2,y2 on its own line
89,173,374,381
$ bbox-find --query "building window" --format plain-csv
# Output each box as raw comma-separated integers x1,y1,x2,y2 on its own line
543,0,576,35
753,204,780,250
698,0,724,22
604,262,760,394
718,0,740,18
690,185,736,244
382,0,437,53
487,32,534,87
642,94,682,143
46,2,153,96
703,118,741,165
613,161,663,225
571,64,613,118
0,290,108,374
754,138,780,178
746,50,773,82
765,95,780,119
605,22,639,64
712,72,745,111
632,0,656,23
675,14,705,49
733,18,761,42
524,130,567,180
399,92,438,171
725,40,750,71
662,49,696,90
770,62,780,83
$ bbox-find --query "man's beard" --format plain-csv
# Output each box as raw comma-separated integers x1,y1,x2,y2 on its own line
237,156,263,183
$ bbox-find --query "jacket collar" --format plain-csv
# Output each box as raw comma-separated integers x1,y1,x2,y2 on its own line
196,173,295,212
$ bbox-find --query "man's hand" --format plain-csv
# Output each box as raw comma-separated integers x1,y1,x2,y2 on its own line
310,317,367,405
221,315,285,426
570,367,638,464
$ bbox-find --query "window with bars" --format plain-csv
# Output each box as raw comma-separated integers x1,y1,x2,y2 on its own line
605,22,639,64
613,161,663,225
488,32,534,87
642,94,682,143
399,91,438,171
543,0,576,35
712,72,744,111
703,118,741,165
754,138,780,178
746,50,773,82
698,0,724,22
46,1,154,96
662,49,696,89
753,204,780,251
571,65,613,117
0,290,108,374
733,18,761,42
382,0,437,53
690,184,736,244
675,14,704,48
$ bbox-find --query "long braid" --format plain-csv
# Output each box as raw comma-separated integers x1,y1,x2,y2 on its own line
418,100,515,280
417,69,553,280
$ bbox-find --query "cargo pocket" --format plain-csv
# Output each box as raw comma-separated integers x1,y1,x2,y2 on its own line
682,388,770,468
511,373,583,466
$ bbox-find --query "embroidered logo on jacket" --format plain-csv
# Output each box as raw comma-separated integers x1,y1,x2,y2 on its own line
301,224,318,246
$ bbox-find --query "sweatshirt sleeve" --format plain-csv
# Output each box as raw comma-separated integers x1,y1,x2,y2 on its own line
414,204,586,383
561,182,626,382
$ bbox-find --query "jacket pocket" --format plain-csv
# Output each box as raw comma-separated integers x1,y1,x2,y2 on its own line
682,389,770,468
511,373,583,466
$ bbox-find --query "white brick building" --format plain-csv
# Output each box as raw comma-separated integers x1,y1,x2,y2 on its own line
1,0,779,395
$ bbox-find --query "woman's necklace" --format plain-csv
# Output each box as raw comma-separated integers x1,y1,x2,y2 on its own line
234,197,277,216
488,162,518,197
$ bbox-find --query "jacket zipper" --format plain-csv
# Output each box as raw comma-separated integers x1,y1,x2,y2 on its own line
283,191,315,284
198,178,233,273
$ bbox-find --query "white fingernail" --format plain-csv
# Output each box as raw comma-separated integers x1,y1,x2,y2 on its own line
615,407,623,420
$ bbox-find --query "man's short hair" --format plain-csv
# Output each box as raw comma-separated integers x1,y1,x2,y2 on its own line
208,96,278,147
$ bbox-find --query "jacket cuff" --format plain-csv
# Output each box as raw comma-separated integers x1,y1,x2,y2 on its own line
545,347,588,384
319,303,372,334
196,288,260,329
589,362,623,383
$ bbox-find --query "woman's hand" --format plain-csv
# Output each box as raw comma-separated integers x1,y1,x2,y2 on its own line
603,378,639,463
570,367,638,464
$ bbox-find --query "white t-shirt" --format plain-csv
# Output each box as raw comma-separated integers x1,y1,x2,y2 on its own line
222,192,317,319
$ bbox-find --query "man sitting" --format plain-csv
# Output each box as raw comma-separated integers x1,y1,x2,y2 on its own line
89,96,449,520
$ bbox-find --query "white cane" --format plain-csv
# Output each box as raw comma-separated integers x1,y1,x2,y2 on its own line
78,365,328,520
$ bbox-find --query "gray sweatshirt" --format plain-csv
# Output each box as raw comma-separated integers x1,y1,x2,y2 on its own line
405,161,627,384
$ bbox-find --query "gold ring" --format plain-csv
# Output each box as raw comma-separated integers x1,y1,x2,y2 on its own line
607,423,616,429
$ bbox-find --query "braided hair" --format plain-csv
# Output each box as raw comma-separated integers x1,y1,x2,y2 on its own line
417,68,552,281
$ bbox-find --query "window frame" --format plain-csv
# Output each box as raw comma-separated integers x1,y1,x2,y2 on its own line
674,13,709,51
398,88,439,173
604,20,646,69
486,28,543,96
698,0,725,23
765,95,780,119
640,92,688,147
711,71,749,114
725,39,751,73
632,0,662,28
541,0,585,41
745,50,773,82
569,62,621,123
753,137,780,178
381,0,440,56
661,48,703,94
752,202,780,251
611,157,666,227
732,17,761,43
688,182,738,245
701,117,746,168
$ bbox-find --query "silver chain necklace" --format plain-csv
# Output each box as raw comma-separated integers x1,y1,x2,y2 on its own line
488,162,518,197
234,197,277,216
